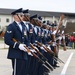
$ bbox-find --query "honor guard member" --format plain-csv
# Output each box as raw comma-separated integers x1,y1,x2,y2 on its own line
31,15,47,75
30,15,49,75
50,23,58,67
22,9,35,44
42,21,54,68
41,21,50,74
22,9,36,75
42,21,48,45
46,21,52,43
31,16,49,75
30,14,41,75
4,8,29,75
30,14,40,42
37,18,49,75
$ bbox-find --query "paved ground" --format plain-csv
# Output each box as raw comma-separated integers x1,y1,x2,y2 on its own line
0,44,75,75
49,49,75,75
0,49,12,75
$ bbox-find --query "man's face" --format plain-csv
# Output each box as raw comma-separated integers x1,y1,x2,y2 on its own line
24,15,30,21
21,15,25,21
38,21,42,27
30,19,34,24
13,14,23,22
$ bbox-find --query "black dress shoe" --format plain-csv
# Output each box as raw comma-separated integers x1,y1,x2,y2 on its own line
53,66,56,69
52,65,56,69
55,65,60,67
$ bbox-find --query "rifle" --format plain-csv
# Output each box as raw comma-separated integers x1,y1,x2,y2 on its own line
56,14,65,33
12,38,51,71
30,43,54,70
35,41,58,62
35,41,65,64
0,31,5,37
61,34,66,51
48,42,65,64
36,41,54,55
51,34,57,55
52,14,65,54
47,41,53,45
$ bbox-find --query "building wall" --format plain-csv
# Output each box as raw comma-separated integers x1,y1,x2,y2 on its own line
42,16,60,24
0,14,60,29
42,16,53,22
0,14,13,29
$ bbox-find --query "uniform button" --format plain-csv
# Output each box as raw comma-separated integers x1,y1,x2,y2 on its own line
22,37,24,39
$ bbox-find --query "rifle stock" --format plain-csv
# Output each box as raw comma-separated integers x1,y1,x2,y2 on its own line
61,38,66,51
0,31,5,37
56,14,65,34
47,41,53,45
51,34,57,55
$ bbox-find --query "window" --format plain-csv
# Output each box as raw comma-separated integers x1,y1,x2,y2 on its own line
6,18,9,22
0,18,1,22
0,25,1,29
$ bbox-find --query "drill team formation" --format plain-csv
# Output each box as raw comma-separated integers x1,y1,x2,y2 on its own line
0,8,67,75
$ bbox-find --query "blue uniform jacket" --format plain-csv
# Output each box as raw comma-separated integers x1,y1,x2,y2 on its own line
4,21,29,60
27,23,35,44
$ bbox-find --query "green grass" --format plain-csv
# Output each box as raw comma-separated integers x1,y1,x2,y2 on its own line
0,37,4,40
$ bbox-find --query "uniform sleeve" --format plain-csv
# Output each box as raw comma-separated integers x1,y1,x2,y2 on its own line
4,25,19,49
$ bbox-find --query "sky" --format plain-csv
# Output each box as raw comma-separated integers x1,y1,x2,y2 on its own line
0,0,75,13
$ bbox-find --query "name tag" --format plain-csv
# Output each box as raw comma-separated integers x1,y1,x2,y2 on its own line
29,29,33,33
38,32,40,36
42,32,44,36
48,34,50,36
24,30,27,35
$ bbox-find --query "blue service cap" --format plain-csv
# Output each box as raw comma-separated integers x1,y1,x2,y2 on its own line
11,8,23,15
43,21,46,23
30,14,38,20
38,16,42,20
23,9,30,15
38,16,42,22
47,20,49,24
47,20,51,26
43,21,47,25
51,23,57,28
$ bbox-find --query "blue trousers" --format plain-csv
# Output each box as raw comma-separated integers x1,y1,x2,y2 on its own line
11,59,28,75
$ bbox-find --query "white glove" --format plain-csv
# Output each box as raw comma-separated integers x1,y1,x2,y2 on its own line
52,42,56,46
42,44,45,47
28,52,33,56
30,49,37,53
58,30,60,33
62,35,65,39
19,44,27,52
34,47,39,51
47,45,51,50
40,47,47,52
62,30,64,34
52,30,57,35
40,46,44,50
59,36,62,40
